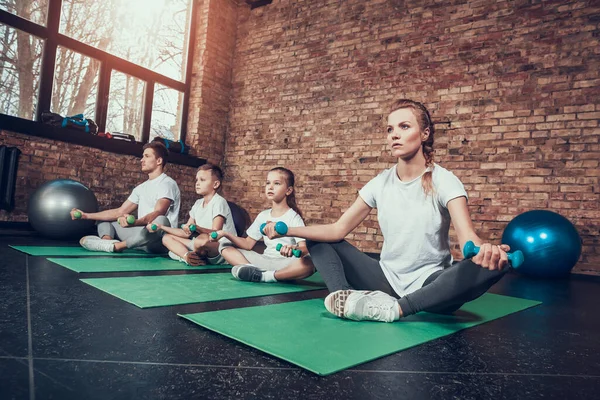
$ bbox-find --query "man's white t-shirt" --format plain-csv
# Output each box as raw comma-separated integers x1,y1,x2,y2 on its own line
127,173,181,228
359,164,467,297
246,208,306,258
189,193,237,236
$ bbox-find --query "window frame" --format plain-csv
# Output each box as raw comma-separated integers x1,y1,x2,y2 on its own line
0,0,202,168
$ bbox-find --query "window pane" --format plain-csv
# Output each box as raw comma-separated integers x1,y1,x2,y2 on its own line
1,0,48,26
150,84,183,142
0,23,43,120
51,46,99,119
106,70,144,141
59,0,192,82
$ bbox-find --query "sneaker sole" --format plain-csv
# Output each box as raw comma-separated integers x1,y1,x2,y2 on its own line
324,290,353,318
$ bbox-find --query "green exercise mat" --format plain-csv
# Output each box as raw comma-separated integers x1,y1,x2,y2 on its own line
180,293,541,376
47,257,232,273
9,245,152,257
81,273,326,308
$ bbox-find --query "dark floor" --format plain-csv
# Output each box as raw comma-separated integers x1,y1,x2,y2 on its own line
1,233,599,400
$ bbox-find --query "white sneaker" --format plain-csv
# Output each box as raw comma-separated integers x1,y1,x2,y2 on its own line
324,290,400,323
80,237,118,253
168,251,183,262
79,235,100,247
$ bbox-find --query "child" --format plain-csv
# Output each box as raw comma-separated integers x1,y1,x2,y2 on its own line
211,167,315,283
264,99,510,322
153,163,237,266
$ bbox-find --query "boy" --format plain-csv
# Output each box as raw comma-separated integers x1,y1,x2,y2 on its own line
158,163,237,265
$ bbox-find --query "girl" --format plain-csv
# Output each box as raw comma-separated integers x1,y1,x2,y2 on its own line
212,167,315,283
154,163,237,266
263,99,510,322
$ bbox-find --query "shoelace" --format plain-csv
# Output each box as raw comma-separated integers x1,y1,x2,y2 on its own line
365,302,395,321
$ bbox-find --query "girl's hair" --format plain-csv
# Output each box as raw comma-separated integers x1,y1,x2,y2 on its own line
269,167,303,219
389,99,435,196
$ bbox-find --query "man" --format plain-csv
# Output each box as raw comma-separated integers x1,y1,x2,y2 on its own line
71,141,180,253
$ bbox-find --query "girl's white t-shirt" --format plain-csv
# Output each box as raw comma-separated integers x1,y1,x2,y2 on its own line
246,208,306,258
359,164,467,296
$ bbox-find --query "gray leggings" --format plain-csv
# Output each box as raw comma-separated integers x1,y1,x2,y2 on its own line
97,215,170,254
306,240,508,317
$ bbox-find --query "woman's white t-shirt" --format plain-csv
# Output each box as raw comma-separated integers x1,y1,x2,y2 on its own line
358,164,467,296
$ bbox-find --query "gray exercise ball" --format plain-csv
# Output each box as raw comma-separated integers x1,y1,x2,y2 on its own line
27,179,99,240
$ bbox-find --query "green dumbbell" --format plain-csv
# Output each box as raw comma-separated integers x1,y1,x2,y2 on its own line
210,231,218,239
180,224,197,232
73,210,82,219
463,240,525,268
126,215,135,225
151,224,158,231
276,243,301,258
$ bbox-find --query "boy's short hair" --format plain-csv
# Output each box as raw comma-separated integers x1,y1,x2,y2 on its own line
143,141,169,167
198,163,223,182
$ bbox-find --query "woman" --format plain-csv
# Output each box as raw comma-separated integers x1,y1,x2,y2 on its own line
264,99,510,322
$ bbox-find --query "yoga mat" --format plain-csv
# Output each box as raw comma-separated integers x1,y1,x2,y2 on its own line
81,274,326,308
180,293,541,376
10,245,152,257
48,257,232,273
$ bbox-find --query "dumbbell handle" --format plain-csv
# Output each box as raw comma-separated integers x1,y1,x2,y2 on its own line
181,224,197,232
260,221,289,236
463,241,525,268
276,243,301,258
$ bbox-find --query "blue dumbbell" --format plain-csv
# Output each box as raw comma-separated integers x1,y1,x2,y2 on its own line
260,221,288,235
276,243,301,258
463,240,525,268
210,231,218,239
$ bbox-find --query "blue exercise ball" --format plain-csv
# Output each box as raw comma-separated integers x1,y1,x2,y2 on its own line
502,210,582,278
28,179,98,240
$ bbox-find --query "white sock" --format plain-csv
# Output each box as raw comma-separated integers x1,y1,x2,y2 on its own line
262,270,277,283
393,301,401,321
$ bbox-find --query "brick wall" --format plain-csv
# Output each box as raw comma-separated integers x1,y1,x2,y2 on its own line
0,131,198,224
186,0,239,165
222,0,600,274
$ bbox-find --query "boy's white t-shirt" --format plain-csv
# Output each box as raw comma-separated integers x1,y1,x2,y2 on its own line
189,193,237,236
359,164,467,297
127,173,181,228
246,208,306,258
